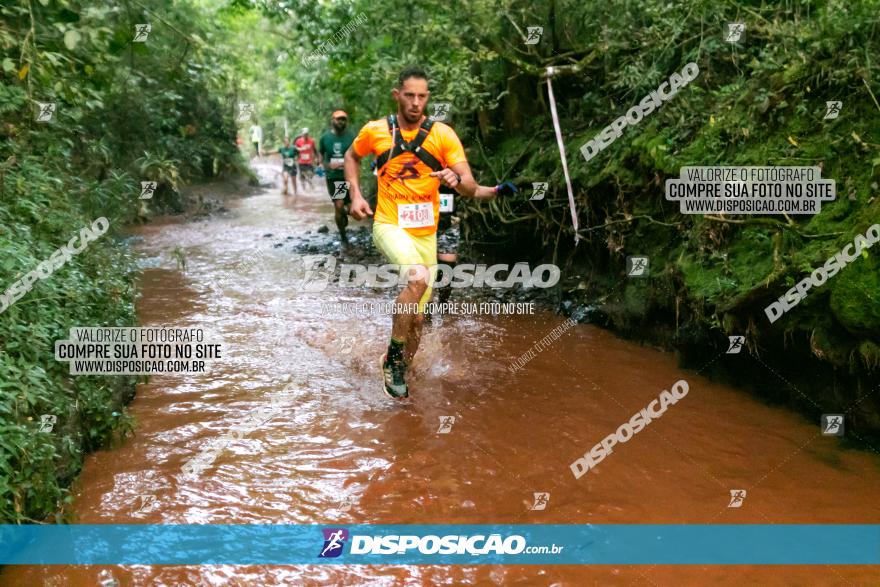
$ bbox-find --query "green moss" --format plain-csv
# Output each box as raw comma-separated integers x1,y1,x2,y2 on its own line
830,250,880,337
622,281,650,317
677,226,776,307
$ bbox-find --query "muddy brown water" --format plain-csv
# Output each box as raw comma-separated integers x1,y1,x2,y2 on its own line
4,163,880,586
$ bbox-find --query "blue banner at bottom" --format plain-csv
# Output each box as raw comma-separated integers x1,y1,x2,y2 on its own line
0,524,877,565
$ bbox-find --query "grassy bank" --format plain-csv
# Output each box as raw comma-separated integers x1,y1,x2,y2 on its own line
0,0,245,523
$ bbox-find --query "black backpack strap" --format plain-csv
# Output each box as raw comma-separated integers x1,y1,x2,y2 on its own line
409,119,443,173
374,115,443,175
375,114,406,173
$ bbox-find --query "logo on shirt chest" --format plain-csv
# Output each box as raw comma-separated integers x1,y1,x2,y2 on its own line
383,157,421,184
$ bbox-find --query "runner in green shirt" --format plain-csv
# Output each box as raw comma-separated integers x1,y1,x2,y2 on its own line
268,137,298,196
318,110,356,245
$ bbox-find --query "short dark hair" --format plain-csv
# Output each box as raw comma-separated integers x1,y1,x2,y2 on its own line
396,66,428,88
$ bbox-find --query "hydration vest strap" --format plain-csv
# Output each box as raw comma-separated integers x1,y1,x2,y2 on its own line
374,115,443,175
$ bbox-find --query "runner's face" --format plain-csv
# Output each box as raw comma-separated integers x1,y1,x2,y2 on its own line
333,117,347,132
393,78,429,124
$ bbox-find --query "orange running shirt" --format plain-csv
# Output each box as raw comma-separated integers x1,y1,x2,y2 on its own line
352,117,467,237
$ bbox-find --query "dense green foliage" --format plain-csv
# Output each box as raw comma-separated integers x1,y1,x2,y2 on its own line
0,0,244,522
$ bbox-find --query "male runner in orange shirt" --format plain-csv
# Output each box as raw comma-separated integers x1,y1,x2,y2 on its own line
344,66,513,399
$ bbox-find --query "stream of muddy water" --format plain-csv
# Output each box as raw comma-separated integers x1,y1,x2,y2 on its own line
4,163,880,585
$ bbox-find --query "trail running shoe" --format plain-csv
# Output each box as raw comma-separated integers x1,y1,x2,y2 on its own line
380,353,409,399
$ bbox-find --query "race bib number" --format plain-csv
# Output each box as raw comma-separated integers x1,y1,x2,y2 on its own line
397,203,434,228
439,193,454,212
284,158,295,166
330,157,344,166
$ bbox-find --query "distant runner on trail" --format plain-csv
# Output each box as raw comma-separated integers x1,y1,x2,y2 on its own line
344,66,512,399
431,123,518,317
319,110,356,245
435,184,458,306
295,128,317,191
428,181,517,323
267,136,298,196
248,122,263,159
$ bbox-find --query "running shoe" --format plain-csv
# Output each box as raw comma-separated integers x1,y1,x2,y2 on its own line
380,353,409,399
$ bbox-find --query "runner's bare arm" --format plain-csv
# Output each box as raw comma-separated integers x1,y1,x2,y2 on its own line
430,162,477,197
431,163,499,200
472,184,501,200
344,146,373,219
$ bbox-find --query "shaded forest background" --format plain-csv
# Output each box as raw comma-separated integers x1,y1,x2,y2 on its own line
0,0,878,522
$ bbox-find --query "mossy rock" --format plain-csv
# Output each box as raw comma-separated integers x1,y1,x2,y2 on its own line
829,251,880,339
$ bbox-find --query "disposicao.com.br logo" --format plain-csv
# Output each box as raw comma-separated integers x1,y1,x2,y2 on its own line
318,528,349,558
317,528,563,559
293,256,561,292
